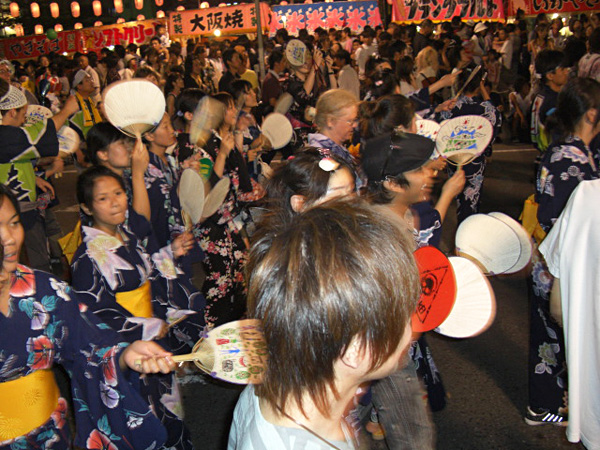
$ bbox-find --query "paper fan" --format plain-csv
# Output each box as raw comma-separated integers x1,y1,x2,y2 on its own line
202,177,230,219
262,113,293,150
455,213,522,275
435,115,493,166
103,80,166,138
57,126,80,155
179,169,205,225
411,246,457,333
415,119,441,142
487,212,533,273
286,39,307,67
24,105,52,127
172,319,266,384
435,256,496,338
274,92,294,115
190,96,225,147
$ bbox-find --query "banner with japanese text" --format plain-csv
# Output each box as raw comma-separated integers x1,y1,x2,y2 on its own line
271,1,382,36
169,3,271,36
392,0,504,23
0,31,80,60
508,0,600,16
79,19,166,53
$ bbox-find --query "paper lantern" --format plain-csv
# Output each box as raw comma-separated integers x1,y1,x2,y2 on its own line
9,2,19,18
176,5,185,10
117,17,126,23
15,24,24,36
34,24,43,34
135,0,144,9
137,14,145,20
54,24,63,32
93,0,102,16
214,29,221,37
94,21,103,27
71,1,80,17
74,22,83,29
31,3,40,18
50,3,60,18
200,2,209,7
156,0,164,5
156,10,165,18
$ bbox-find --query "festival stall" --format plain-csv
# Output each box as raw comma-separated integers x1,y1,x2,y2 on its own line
270,1,382,35
0,18,165,61
508,0,600,16
391,0,505,22
168,3,271,37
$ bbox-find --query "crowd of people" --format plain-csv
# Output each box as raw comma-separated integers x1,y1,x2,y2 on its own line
1,11,600,450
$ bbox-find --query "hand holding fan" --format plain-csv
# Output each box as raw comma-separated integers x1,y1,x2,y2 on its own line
435,115,493,167
412,246,457,333
170,319,266,384
103,80,166,139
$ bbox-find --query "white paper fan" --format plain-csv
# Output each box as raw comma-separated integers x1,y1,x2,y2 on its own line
274,92,294,115
435,115,493,166
262,113,293,149
435,256,496,338
179,169,205,225
24,105,52,127
57,126,80,155
415,119,440,142
455,213,522,275
190,96,225,147
202,177,230,219
286,39,307,67
487,212,533,273
103,80,166,138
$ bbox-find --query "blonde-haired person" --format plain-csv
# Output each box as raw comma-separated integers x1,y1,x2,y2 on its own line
308,89,362,183
229,199,420,449
415,46,439,90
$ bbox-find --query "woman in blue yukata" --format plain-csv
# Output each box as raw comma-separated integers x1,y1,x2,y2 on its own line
0,183,176,450
438,65,501,224
527,78,600,426
70,166,197,449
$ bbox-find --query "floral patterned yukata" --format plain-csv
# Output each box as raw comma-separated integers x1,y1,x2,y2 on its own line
530,135,598,415
0,265,167,450
71,225,198,449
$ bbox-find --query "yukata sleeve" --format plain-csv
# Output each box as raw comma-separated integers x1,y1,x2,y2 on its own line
42,274,168,450
0,119,58,163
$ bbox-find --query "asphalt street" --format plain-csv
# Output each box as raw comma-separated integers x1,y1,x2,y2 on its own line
51,144,584,449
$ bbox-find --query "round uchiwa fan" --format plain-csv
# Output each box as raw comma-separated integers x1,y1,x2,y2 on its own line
103,80,166,138
415,119,441,142
179,169,205,227
487,212,533,273
172,319,266,385
286,39,308,67
262,113,293,149
190,96,225,147
57,126,80,155
202,177,230,219
24,105,52,127
455,213,522,275
435,256,496,338
411,246,457,333
274,92,294,115
435,115,493,166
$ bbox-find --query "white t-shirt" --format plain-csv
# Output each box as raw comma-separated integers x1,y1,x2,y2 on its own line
228,386,356,450
539,179,600,449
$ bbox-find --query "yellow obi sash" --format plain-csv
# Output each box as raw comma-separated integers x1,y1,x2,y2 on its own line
115,281,152,318
0,369,59,440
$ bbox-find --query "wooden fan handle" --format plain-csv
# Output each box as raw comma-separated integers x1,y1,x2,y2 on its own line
171,353,203,363
166,315,189,330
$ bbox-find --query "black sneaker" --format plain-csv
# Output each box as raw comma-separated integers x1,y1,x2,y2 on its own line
524,407,567,426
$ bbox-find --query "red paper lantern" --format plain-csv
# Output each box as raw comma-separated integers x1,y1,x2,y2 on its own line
15,24,24,36
135,0,144,9
93,0,102,16
94,20,103,27
74,22,83,29
50,3,60,18
156,0,164,5
34,24,43,34
31,3,40,18
71,2,80,17
9,2,19,18
156,10,165,18
137,14,145,20
114,0,124,13
54,24,63,32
